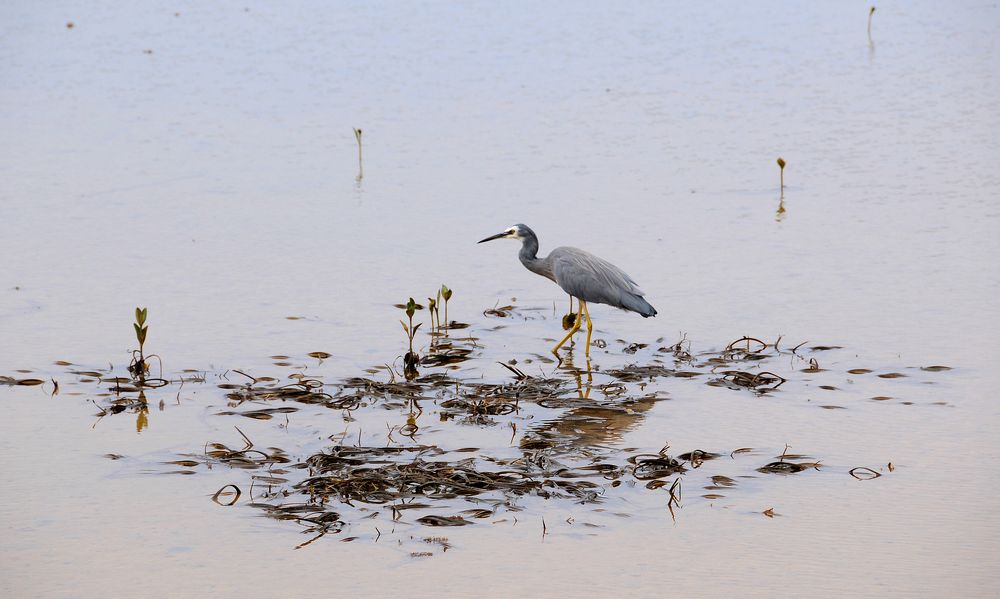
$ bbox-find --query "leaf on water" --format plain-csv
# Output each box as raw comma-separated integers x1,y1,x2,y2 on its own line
16,378,45,386
757,461,818,474
920,365,951,372
460,509,493,519
416,515,469,527
871,396,893,401
308,351,332,359
878,373,907,378
847,368,871,374
252,475,289,484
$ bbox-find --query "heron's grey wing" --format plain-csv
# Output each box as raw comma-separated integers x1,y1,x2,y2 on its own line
550,247,646,308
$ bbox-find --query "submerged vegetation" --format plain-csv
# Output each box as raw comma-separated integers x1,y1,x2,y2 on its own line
1,291,946,552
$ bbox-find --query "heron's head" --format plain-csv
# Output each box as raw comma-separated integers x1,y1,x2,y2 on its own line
478,224,530,244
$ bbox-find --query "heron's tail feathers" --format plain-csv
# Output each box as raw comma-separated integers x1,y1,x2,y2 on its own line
622,293,657,318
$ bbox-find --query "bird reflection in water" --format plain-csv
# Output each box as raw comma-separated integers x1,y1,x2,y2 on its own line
525,354,658,452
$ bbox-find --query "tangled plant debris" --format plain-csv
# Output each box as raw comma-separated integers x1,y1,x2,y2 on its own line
2,299,954,553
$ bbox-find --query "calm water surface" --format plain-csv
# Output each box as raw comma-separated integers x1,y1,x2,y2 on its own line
2,1,998,597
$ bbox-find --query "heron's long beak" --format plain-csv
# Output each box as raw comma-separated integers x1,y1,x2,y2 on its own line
477,232,509,244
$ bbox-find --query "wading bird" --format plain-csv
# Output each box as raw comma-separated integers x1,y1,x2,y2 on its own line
478,224,656,358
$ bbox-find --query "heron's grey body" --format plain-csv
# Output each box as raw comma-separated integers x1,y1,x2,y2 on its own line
513,227,657,318
478,223,656,358
479,224,656,318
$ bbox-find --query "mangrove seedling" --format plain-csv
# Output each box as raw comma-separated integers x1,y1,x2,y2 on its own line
354,128,363,181
435,288,442,329
867,6,876,46
776,157,786,196
427,292,439,332
400,297,422,378
440,284,453,329
127,307,163,382
129,307,149,378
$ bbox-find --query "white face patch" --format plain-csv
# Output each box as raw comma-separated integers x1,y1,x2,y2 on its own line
506,226,519,239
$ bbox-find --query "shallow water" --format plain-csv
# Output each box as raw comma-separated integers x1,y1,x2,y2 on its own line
2,1,998,597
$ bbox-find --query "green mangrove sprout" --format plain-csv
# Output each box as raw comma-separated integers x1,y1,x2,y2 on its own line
129,307,149,378
776,157,786,195
354,128,363,181
440,284,453,329
868,6,876,46
427,290,440,332
400,297,422,379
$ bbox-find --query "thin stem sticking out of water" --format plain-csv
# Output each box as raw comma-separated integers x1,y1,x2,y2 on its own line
867,6,876,47
354,128,363,182
776,157,786,197
441,284,453,331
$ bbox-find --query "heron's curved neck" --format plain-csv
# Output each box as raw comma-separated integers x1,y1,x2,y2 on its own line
518,233,553,280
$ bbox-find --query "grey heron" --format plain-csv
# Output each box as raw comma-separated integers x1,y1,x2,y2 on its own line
478,224,656,358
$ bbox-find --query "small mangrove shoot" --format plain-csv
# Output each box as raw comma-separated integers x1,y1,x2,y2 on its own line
868,6,876,46
440,284,453,329
129,307,149,378
776,157,786,195
354,128,364,181
400,297,422,379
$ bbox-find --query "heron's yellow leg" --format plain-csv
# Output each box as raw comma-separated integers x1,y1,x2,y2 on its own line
582,300,593,357
552,299,584,355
